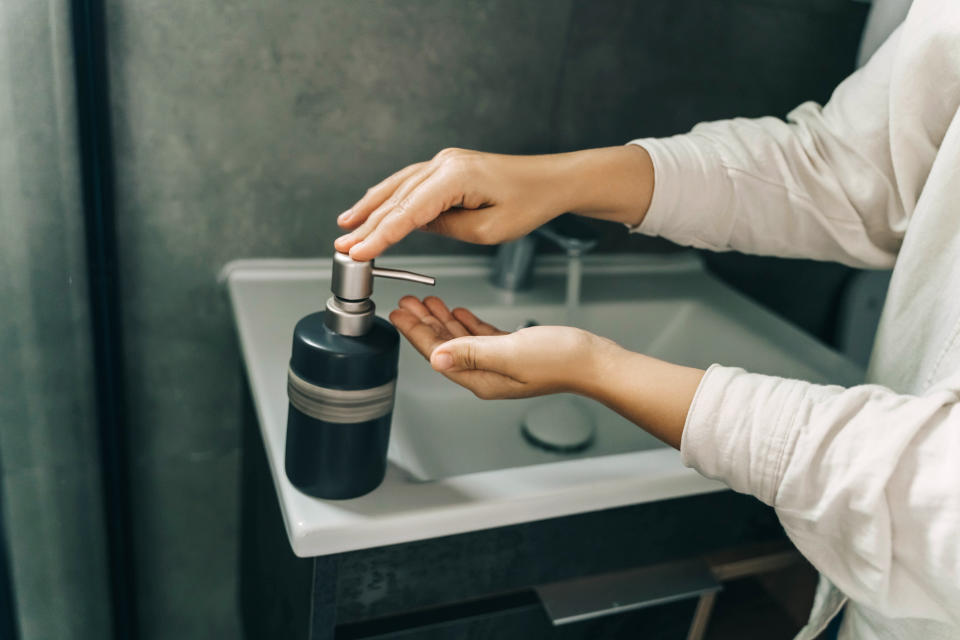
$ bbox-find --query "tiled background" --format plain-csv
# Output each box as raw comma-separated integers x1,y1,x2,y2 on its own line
2,0,867,637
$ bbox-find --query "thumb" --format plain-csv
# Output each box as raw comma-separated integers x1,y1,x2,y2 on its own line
430,335,511,372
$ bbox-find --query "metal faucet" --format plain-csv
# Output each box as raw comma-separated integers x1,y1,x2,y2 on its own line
490,214,599,291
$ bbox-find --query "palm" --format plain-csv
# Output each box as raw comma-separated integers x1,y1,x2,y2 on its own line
388,296,529,398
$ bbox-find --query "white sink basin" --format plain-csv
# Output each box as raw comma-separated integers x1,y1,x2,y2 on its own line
224,253,862,557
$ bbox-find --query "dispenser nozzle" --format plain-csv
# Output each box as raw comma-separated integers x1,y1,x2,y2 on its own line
371,267,436,287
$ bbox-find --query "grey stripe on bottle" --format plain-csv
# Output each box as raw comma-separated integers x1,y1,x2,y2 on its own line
287,369,396,424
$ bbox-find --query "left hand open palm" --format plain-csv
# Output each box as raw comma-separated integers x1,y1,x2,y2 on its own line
389,296,603,400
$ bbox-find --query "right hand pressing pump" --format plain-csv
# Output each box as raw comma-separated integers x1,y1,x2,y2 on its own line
334,146,656,261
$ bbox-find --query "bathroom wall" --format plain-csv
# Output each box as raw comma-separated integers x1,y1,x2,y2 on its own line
103,0,867,637
552,0,868,338
0,1,113,638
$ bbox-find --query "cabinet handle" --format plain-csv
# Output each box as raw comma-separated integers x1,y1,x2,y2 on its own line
535,558,720,626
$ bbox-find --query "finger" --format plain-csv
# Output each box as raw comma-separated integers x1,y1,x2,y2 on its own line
388,309,448,360
398,295,432,320
338,162,423,229
422,296,454,322
335,164,436,253
396,297,454,339
423,296,470,337
348,172,457,261
430,334,512,373
393,309,524,398
452,307,506,336
338,162,425,229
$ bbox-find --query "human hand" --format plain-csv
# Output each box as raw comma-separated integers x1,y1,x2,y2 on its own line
388,296,611,400
335,149,566,261
388,294,704,449
336,146,655,261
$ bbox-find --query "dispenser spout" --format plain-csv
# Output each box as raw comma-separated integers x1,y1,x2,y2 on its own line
371,267,436,287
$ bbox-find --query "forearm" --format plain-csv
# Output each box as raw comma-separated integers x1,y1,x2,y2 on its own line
678,365,960,621
577,338,704,449
545,145,655,228
626,30,904,267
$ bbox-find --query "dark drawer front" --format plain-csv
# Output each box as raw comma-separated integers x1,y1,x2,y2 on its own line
343,597,697,640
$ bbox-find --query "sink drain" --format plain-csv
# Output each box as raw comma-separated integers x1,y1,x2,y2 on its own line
521,397,596,453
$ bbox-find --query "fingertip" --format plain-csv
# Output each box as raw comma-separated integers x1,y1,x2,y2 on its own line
338,213,362,231
423,295,447,309
452,307,476,323
388,307,416,330
348,242,369,261
353,236,388,262
388,309,405,327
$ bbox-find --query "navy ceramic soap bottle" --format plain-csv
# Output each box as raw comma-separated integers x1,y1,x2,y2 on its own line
284,252,435,499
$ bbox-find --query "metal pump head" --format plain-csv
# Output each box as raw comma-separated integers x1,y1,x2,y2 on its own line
325,252,435,336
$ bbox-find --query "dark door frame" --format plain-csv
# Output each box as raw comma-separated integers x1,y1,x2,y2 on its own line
0,473,20,640
70,0,138,638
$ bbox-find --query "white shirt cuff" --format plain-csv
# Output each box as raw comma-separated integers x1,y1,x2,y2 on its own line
680,364,807,505
624,135,735,251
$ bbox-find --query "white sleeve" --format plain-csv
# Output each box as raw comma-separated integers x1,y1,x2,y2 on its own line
682,364,960,624
629,27,906,269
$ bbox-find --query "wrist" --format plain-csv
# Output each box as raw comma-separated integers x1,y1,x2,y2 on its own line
559,146,655,227
572,332,628,400
576,336,705,450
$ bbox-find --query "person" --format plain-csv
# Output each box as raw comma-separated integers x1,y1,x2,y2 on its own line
334,1,959,637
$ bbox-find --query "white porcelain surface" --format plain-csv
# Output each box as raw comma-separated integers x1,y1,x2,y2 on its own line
224,254,863,557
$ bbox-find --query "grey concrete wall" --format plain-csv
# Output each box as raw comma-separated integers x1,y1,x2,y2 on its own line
0,1,112,638
102,0,867,637
105,2,578,636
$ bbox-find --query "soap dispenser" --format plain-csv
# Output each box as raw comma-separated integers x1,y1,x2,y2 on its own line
284,252,435,499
